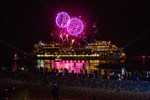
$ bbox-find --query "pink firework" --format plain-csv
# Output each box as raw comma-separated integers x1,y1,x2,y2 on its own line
56,12,70,28
67,18,84,36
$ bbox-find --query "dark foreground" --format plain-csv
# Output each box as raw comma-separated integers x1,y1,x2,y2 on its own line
0,79,150,100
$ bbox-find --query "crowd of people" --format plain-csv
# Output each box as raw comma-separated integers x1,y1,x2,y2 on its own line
1,67,150,100
1,68,150,92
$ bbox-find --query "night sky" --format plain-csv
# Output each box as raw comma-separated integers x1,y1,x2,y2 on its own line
0,0,150,64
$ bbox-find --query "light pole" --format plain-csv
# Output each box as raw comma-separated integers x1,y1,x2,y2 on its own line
142,55,145,65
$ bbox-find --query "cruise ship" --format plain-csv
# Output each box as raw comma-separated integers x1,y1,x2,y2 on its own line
31,40,126,62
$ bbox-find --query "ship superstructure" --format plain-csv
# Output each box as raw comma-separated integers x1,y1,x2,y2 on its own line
32,40,126,61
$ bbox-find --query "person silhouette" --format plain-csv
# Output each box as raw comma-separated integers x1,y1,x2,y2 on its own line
92,96,96,100
51,83,60,100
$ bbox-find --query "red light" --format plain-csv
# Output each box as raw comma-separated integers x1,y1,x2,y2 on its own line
142,55,145,58
14,54,17,58
72,39,75,43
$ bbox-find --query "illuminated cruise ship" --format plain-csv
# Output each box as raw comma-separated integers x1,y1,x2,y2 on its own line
32,40,126,61
30,11,126,64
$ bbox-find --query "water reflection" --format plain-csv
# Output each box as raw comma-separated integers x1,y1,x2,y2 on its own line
36,60,101,74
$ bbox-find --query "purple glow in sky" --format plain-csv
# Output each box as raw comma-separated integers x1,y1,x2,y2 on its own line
67,18,84,36
56,12,70,28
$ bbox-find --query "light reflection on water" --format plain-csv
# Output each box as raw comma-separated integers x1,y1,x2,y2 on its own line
36,60,103,74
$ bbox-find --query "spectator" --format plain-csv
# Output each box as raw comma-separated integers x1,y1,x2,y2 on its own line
51,82,60,100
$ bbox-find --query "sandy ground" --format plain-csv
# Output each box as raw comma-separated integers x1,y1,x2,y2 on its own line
0,78,150,100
